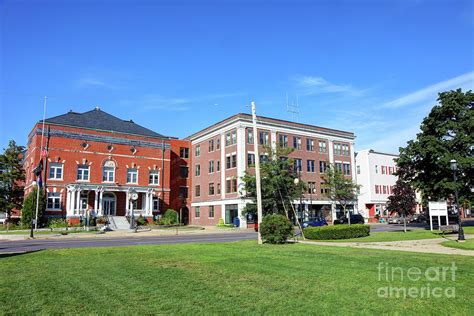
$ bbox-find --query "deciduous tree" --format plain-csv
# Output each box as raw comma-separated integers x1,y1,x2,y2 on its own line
386,179,416,232
0,140,25,220
322,165,360,225
397,89,474,206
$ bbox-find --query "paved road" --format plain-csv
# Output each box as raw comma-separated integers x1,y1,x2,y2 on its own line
0,231,257,254
369,223,427,232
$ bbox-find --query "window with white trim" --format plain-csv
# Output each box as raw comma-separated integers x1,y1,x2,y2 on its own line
149,170,160,185
195,164,201,176
195,206,200,218
102,161,115,182
209,205,215,218
209,160,214,173
77,164,89,181
127,168,138,184
49,163,63,180
306,139,314,151
307,160,315,173
195,145,201,157
47,192,61,210
318,141,327,153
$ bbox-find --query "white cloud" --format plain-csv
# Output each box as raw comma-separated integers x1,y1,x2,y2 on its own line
293,75,366,96
380,71,474,109
77,78,116,89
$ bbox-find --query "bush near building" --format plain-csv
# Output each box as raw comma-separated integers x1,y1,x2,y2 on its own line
260,214,293,244
304,224,370,240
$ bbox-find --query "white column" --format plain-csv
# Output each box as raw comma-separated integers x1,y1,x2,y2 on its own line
328,139,334,164
94,190,99,213
270,130,277,157
125,190,130,216
66,189,70,213
77,189,81,215
220,133,226,200
98,190,103,216
236,126,246,197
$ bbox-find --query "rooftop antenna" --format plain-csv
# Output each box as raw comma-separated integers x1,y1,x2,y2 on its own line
286,92,300,122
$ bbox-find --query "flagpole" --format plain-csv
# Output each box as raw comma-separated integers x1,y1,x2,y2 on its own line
34,96,47,231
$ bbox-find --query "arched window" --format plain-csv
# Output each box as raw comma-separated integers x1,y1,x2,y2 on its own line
102,160,115,182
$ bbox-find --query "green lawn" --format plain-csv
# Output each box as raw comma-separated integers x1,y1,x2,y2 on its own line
1,241,472,314
442,238,474,251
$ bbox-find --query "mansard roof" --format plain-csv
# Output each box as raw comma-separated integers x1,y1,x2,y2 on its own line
43,107,167,138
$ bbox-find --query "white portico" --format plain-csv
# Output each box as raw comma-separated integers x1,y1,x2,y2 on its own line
65,184,160,218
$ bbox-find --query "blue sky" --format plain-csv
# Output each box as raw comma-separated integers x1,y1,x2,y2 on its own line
1,0,473,153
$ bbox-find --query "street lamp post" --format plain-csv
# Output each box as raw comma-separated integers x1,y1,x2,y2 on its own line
450,159,465,241
294,170,303,224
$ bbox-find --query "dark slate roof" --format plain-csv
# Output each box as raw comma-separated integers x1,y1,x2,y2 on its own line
43,107,167,138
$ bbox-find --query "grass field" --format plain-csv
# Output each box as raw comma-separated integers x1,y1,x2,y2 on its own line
442,239,474,251
1,241,472,314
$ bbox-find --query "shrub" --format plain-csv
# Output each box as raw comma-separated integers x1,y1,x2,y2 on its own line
260,214,293,244
304,224,370,240
160,209,178,225
21,188,46,228
96,216,108,225
48,218,68,229
136,215,148,226
216,218,233,228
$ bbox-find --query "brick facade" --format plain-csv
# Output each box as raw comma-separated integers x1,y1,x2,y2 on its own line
186,113,356,227
23,108,190,223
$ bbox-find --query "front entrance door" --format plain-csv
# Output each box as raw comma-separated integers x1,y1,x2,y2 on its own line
102,193,116,216
225,204,238,224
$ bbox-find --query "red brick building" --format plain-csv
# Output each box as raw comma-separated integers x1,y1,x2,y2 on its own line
186,113,356,227
23,108,190,224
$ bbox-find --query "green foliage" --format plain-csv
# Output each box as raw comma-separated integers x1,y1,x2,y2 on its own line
48,218,68,228
0,140,25,218
322,164,360,222
260,214,293,244
241,145,306,217
21,188,46,228
304,224,370,240
216,218,234,228
136,215,148,226
397,89,474,205
159,209,178,225
96,216,108,225
386,179,416,217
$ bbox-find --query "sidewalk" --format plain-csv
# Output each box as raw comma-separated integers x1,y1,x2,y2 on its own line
0,226,249,241
300,234,474,256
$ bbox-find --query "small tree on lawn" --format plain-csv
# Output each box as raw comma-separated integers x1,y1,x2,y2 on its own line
241,145,306,234
322,164,360,225
21,187,46,228
386,179,416,232
0,140,25,220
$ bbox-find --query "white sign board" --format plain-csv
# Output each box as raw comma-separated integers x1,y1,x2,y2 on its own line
428,201,448,231
428,201,448,216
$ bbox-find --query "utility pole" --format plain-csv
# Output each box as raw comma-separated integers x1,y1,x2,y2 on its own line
251,102,264,244
34,96,47,231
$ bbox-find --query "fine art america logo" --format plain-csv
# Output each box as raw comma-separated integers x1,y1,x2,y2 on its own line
377,262,457,298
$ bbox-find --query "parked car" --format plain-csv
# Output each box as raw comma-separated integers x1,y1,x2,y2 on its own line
387,216,403,224
333,214,365,225
411,213,426,223
302,218,328,228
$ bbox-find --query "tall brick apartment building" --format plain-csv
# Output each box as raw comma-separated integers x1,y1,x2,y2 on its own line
23,108,191,224
186,113,356,227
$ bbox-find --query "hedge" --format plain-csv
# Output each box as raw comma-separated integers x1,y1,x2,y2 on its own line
304,224,370,240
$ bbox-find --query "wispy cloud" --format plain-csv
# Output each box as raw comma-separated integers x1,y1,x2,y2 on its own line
293,75,366,96
77,78,116,89
120,94,191,112
120,91,247,112
380,71,474,109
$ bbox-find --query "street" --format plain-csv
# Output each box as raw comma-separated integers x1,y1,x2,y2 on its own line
0,231,257,255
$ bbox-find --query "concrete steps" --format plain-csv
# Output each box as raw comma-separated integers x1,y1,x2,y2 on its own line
108,216,130,230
